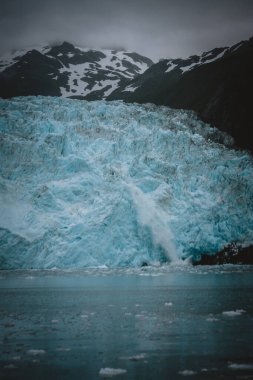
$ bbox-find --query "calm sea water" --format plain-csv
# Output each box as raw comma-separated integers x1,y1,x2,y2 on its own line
0,265,253,379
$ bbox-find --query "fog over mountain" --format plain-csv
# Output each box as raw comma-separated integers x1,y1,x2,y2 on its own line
1,0,253,61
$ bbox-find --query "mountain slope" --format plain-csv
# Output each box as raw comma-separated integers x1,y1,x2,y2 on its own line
109,38,253,152
0,42,153,100
109,45,230,102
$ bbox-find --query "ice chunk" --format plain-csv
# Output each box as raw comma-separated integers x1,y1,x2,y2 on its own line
228,363,253,370
27,349,46,355
12,356,21,361
4,364,16,369
99,368,127,377
120,353,146,361
55,348,71,352
178,370,197,376
222,309,245,317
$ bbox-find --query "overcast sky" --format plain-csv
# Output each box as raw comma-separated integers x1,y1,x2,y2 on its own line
1,0,253,61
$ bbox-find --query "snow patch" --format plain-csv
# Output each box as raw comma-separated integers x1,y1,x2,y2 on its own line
181,62,199,73
123,85,139,93
165,62,177,73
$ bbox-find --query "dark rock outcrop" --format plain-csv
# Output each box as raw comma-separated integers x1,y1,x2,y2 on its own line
192,243,253,265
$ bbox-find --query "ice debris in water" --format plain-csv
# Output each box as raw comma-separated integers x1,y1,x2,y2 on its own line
26,349,46,355
99,368,127,377
120,353,146,361
222,309,246,317
228,363,253,370
4,364,16,369
0,96,253,269
178,370,197,376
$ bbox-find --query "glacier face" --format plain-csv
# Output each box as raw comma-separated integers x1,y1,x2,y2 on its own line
0,96,253,269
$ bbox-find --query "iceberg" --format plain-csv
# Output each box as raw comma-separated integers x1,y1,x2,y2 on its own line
0,96,252,268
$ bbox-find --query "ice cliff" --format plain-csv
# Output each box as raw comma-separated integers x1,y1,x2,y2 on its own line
0,96,253,268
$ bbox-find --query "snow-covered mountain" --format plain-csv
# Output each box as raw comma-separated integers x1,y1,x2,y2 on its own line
0,42,153,99
109,39,247,99
109,37,253,153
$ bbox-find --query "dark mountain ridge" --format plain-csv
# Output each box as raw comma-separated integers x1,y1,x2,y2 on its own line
109,37,253,152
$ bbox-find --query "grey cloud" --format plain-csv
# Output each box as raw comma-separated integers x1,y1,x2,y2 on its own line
0,0,253,60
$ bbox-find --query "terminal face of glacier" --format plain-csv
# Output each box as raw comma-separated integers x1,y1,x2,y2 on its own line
0,96,253,268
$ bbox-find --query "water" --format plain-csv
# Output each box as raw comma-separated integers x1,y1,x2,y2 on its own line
1,265,253,379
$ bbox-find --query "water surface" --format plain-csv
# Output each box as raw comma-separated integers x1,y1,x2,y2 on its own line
1,265,253,379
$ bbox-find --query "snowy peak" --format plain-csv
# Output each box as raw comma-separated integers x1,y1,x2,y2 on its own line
164,47,228,74
113,37,252,97
160,38,251,76
0,42,153,99
0,45,51,73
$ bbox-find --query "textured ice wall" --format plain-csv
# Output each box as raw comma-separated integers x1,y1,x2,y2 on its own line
0,96,252,268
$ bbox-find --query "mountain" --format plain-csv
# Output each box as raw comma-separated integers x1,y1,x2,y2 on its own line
1,38,252,152
109,38,253,152
0,41,153,100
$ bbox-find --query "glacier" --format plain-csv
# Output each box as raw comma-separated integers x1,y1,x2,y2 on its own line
0,96,253,269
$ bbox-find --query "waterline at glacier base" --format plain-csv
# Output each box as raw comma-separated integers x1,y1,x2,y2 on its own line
0,96,253,268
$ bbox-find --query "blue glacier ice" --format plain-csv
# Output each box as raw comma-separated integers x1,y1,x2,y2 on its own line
0,96,253,268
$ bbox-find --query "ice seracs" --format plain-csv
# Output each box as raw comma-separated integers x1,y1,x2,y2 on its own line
0,97,253,269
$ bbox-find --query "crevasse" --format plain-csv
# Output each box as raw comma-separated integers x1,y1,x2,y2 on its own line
0,96,252,268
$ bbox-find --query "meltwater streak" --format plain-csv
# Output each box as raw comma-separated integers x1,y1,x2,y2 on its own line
126,182,178,262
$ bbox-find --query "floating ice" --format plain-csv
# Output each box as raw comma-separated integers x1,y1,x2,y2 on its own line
228,363,253,370
120,353,146,361
99,368,127,377
0,96,253,269
3,364,16,369
206,317,219,322
26,349,46,355
55,348,71,352
222,309,246,317
178,370,197,376
12,356,21,361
